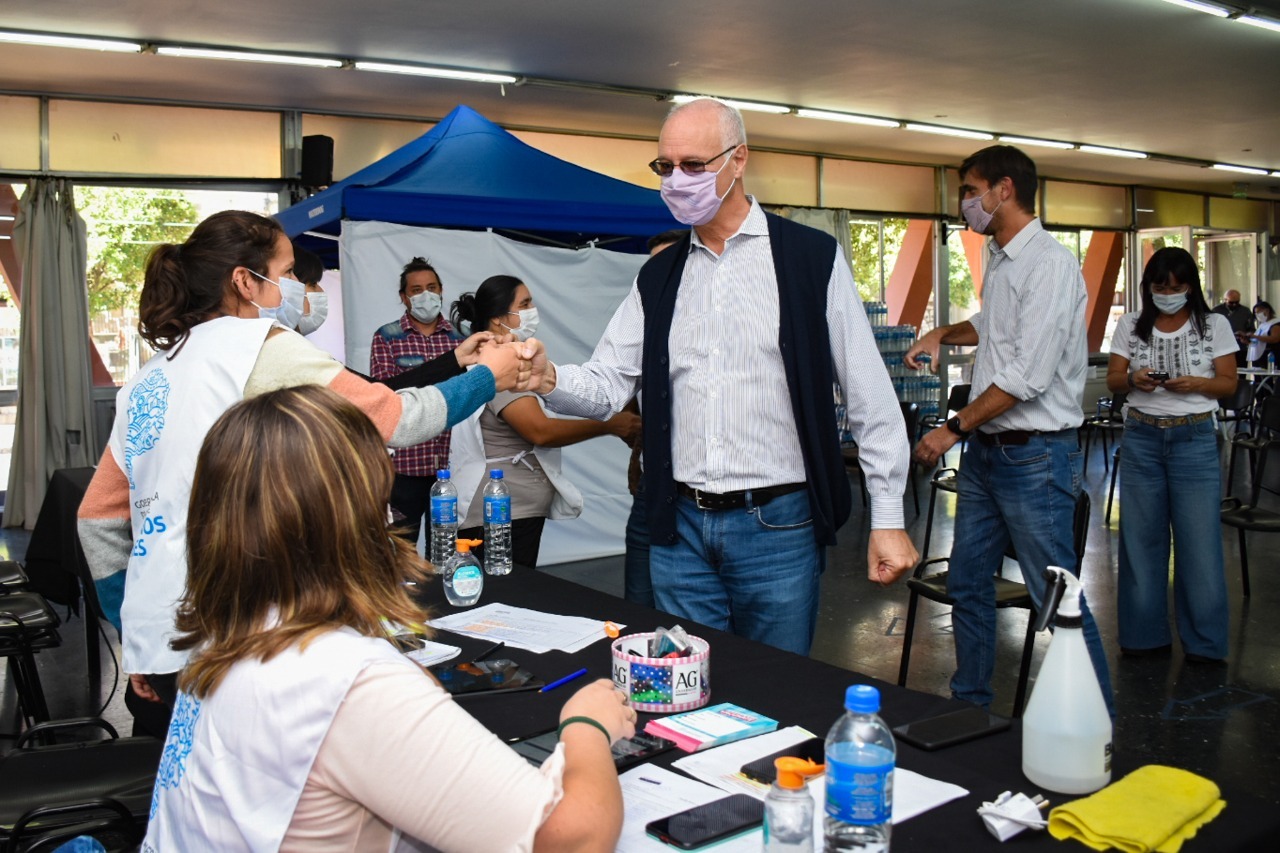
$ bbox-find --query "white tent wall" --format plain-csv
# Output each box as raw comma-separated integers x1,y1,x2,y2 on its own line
339,220,646,565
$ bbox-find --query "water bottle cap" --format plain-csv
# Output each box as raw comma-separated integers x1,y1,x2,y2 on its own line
489,469,504,479
844,684,880,713
437,469,451,479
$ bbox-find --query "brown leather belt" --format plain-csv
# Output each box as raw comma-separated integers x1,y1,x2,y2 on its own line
1127,409,1215,429
676,482,806,511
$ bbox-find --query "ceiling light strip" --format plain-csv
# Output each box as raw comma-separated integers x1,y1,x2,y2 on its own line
669,94,792,114
795,108,899,128
1155,0,1231,17
354,61,517,84
1211,163,1269,176
155,46,343,68
1078,144,1148,159
903,123,994,140
997,135,1075,150
0,29,142,52
1237,15,1280,33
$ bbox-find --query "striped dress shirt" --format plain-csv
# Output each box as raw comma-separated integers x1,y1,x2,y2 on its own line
968,218,1088,433
546,199,908,529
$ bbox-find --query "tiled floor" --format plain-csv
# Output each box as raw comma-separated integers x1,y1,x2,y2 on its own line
4,438,1279,807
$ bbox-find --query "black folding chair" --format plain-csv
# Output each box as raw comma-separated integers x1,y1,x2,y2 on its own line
0,718,161,853
1221,414,1280,598
898,492,1091,718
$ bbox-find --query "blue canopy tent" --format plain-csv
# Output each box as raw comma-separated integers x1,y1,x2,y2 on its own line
277,105,677,265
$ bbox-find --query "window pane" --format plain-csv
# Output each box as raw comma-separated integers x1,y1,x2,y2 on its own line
78,187,279,385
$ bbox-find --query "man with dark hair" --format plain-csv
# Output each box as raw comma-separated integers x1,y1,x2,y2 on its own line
1211,289,1254,367
529,98,916,655
905,144,1114,715
370,257,462,543
290,243,329,336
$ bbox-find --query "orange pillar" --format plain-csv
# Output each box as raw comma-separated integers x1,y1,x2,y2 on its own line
887,219,934,329
959,230,986,301
1081,231,1124,353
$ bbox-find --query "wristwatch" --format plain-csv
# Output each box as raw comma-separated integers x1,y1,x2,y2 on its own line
946,415,971,439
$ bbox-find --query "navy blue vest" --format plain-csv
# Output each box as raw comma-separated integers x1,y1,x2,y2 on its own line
637,213,852,547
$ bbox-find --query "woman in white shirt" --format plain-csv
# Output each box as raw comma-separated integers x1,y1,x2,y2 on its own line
145,385,633,852
1246,301,1279,367
1106,247,1237,663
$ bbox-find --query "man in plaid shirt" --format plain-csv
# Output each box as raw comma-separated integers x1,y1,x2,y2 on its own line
370,257,461,542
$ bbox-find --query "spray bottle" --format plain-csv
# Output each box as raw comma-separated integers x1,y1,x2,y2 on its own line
441,539,484,607
1022,566,1112,794
764,757,825,853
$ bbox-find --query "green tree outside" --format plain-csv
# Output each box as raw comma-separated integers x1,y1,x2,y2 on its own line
77,187,200,315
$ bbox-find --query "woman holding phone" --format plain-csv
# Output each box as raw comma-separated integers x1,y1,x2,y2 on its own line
145,386,633,851
1105,247,1237,663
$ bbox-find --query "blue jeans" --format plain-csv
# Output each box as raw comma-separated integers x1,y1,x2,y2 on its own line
947,430,1115,716
650,489,822,655
1117,417,1228,659
624,484,655,608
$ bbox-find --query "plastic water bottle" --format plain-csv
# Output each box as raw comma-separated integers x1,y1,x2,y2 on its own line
441,538,483,607
429,470,458,567
1268,352,1276,373
482,469,512,575
824,685,895,852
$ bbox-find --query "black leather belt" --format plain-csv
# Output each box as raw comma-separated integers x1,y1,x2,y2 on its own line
676,482,806,511
975,427,1074,447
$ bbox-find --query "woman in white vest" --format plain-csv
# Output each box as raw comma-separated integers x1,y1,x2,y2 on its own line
1246,300,1280,367
78,211,529,727
144,386,633,852
448,275,640,567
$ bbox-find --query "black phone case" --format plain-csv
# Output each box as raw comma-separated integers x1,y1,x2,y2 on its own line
738,736,826,784
892,706,1011,751
647,794,765,850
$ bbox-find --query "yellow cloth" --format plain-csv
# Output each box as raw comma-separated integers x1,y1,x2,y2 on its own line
1048,765,1226,853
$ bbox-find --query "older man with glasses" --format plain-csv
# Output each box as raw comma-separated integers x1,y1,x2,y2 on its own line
527,97,916,655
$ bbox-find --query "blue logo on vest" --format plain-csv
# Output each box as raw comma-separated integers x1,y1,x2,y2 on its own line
125,370,170,489
151,690,202,819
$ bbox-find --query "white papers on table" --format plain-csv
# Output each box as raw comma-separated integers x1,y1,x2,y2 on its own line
672,725,969,823
616,766,761,853
427,602,620,653
404,640,461,667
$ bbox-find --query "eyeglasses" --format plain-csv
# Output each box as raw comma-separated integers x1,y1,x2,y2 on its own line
1150,282,1190,294
648,145,738,178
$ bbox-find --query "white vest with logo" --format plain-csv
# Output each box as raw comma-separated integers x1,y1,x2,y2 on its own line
143,628,422,852
110,316,274,675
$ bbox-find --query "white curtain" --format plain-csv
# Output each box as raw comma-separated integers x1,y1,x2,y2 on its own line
339,221,647,564
4,179,96,528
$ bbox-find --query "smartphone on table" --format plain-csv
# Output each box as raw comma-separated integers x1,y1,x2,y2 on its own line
892,706,1010,751
738,736,825,784
429,659,544,696
510,729,676,770
645,794,765,850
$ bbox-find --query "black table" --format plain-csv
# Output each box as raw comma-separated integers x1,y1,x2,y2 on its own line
416,569,1277,851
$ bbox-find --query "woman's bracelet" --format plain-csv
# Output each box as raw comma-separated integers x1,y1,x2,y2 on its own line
558,716,612,744
1127,371,1136,390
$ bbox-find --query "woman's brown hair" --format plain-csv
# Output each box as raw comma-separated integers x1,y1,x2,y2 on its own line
174,385,431,698
139,210,283,351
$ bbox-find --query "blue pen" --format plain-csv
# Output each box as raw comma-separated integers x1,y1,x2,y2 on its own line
539,667,589,693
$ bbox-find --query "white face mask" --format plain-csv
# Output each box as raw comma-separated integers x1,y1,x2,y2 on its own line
1256,312,1269,326
296,291,329,335
1152,292,1188,315
500,307,540,342
408,290,442,323
249,270,305,328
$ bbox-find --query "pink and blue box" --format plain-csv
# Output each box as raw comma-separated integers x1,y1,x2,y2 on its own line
611,632,711,713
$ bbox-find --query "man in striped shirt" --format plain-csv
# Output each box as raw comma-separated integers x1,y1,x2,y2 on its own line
530,98,916,655
370,257,461,543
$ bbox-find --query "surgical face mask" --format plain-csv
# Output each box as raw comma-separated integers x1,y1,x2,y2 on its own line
1256,312,1268,325
408,290,442,323
659,145,739,226
296,291,329,335
1152,292,1188,315
501,307,540,342
961,188,1004,235
249,269,305,328
1226,301,1239,310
